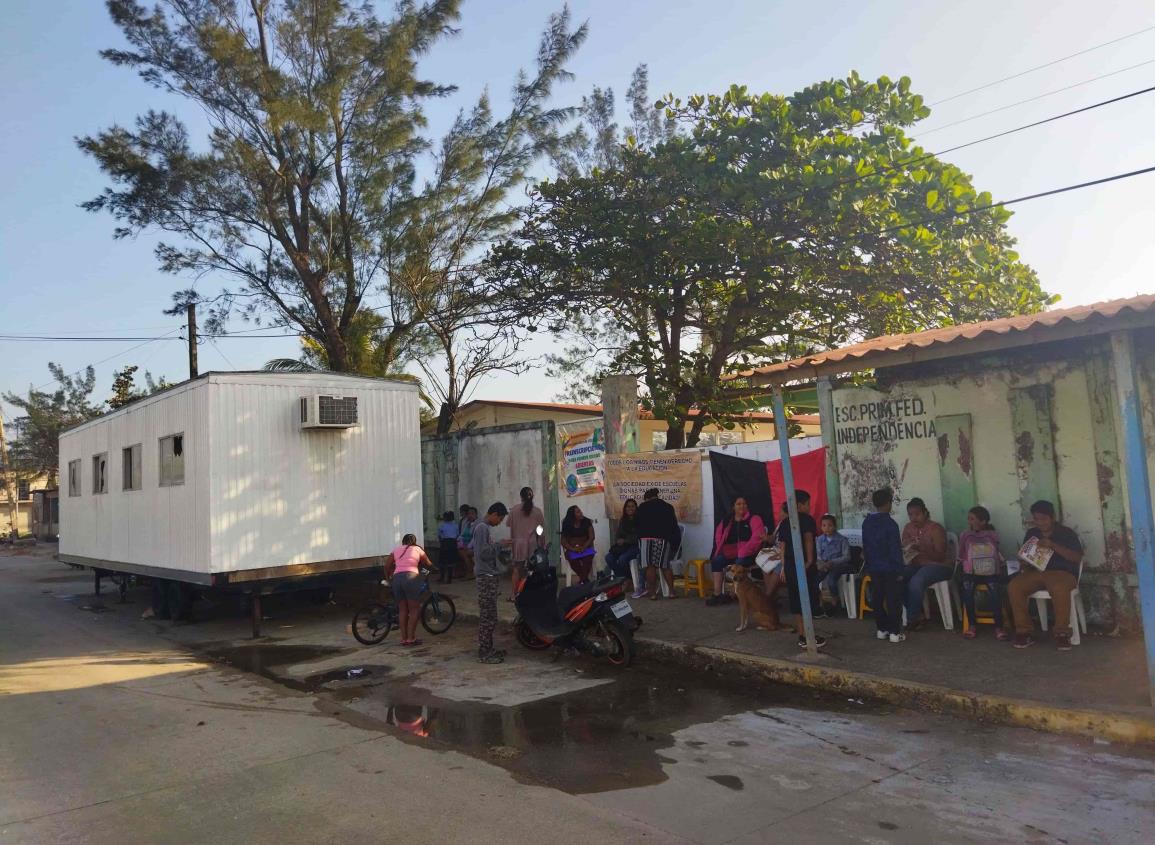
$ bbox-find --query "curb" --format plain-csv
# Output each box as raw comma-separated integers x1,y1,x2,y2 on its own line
636,636,1155,747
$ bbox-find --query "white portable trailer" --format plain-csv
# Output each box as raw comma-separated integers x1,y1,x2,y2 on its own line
58,372,422,632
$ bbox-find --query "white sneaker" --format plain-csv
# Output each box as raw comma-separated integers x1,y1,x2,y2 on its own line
889,633,907,644
876,630,889,640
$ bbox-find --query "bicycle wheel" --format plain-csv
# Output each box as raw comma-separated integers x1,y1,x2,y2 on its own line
420,593,456,635
352,603,395,645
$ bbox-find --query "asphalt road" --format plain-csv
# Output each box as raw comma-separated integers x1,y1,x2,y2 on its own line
2,552,1153,845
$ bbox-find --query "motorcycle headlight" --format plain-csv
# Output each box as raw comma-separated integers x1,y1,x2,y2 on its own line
595,593,608,602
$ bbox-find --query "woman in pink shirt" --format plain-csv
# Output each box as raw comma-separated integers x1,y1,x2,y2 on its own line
387,533,434,646
707,497,766,606
506,487,545,600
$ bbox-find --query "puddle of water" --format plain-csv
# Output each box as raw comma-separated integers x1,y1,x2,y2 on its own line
322,661,859,795
198,640,866,796
201,643,354,692
307,665,393,688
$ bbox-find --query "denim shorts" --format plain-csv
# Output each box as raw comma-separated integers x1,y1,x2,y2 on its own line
391,570,424,602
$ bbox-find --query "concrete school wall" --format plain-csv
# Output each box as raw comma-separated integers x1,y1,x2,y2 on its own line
421,421,560,562
827,333,1153,632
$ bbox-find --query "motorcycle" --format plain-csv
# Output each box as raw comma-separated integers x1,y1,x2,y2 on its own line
513,525,637,666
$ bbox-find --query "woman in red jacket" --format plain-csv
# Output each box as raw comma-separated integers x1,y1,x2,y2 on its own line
707,497,765,606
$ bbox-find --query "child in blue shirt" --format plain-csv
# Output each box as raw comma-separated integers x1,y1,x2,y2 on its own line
437,510,459,583
861,488,905,643
816,514,854,616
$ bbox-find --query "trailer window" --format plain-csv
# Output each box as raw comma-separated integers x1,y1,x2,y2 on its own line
92,453,108,494
68,460,81,497
122,444,142,491
159,434,184,487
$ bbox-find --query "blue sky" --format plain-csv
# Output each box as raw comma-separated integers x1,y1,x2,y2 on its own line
2,0,1154,419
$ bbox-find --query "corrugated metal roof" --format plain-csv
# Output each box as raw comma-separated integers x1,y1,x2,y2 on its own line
729,293,1155,385
453,398,794,423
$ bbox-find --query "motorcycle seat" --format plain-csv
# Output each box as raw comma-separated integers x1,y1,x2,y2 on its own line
520,603,572,638
557,582,600,612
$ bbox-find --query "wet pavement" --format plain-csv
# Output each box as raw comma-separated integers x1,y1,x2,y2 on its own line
188,628,1155,844
6,552,1155,844
199,634,867,794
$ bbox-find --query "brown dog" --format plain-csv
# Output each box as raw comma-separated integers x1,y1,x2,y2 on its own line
728,564,780,632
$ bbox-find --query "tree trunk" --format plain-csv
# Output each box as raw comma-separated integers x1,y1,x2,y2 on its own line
663,421,686,450
436,401,455,436
324,330,350,372
685,415,707,449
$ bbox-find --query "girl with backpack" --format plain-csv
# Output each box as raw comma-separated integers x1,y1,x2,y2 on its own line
958,505,1008,640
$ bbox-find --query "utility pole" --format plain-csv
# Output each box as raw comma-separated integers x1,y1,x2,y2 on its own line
186,303,199,378
0,412,19,539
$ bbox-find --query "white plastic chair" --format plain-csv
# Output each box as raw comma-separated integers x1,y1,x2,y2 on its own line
628,558,644,594
636,526,684,598
838,529,864,619
901,533,961,630
837,572,858,619
926,561,962,630
922,533,962,630
659,525,687,598
1032,561,1088,645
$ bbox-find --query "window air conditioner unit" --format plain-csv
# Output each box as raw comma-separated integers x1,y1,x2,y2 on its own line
299,394,358,429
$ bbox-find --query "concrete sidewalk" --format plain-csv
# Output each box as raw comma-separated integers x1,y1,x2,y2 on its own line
438,573,1155,744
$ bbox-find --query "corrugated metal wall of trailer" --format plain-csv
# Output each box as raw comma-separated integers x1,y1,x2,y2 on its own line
208,374,422,573
59,381,211,572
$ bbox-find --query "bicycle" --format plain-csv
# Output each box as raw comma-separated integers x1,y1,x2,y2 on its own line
351,568,457,645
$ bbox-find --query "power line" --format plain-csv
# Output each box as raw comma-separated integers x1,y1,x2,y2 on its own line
9,324,298,395
775,83,1155,210
0,331,301,341
0,335,184,342
27,328,186,392
0,325,181,335
874,163,1155,238
210,321,295,335
929,23,1155,106
209,338,238,369
918,58,1155,136
932,83,1155,156
206,332,301,339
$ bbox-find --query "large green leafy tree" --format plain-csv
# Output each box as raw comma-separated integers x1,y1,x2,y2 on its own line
3,366,103,486
492,75,1053,448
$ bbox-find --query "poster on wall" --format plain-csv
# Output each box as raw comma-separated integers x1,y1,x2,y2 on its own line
604,453,702,523
559,425,605,497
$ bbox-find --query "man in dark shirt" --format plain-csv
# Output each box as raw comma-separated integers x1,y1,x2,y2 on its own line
1007,500,1084,651
776,489,827,649
861,487,906,642
636,488,680,599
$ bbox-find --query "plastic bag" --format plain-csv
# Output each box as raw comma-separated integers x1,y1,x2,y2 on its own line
755,548,781,574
